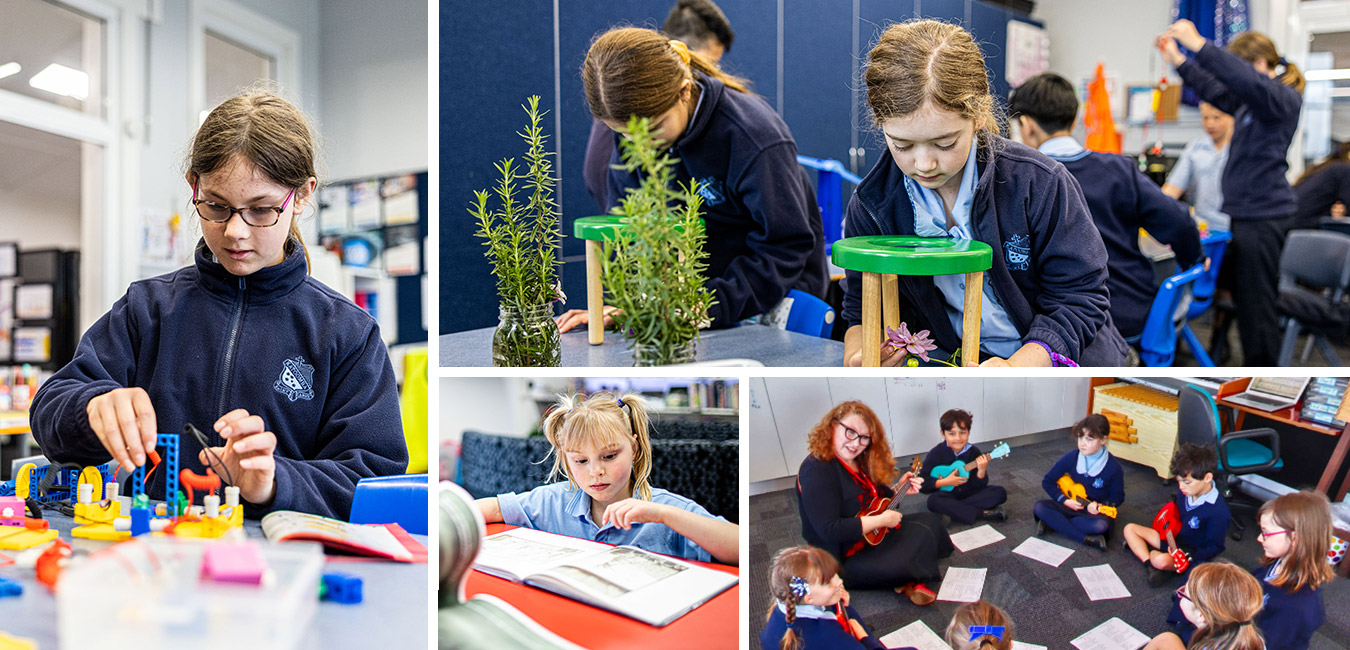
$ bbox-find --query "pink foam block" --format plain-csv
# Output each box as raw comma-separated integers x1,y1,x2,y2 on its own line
201,542,266,585
0,496,25,527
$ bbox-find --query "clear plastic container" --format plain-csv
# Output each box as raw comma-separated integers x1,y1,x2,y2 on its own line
57,537,324,650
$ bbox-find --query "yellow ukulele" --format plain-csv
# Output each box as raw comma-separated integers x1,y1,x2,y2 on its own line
1056,474,1117,518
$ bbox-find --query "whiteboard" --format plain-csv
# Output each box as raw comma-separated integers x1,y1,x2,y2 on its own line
751,377,1093,482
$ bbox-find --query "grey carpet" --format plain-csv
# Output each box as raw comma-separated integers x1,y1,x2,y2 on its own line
749,438,1350,649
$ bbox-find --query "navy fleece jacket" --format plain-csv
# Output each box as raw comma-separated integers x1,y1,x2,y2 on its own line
1294,162,1350,229
1040,449,1125,507
30,241,408,520
1051,150,1202,338
842,137,1127,365
1176,42,1302,220
591,73,828,327
918,442,991,497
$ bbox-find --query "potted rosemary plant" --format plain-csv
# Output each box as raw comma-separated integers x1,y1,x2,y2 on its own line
471,96,563,367
601,116,715,366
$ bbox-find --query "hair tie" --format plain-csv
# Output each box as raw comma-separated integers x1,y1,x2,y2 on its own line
1279,57,1288,66
789,576,809,599
669,39,692,65
969,626,1005,642
1239,620,1254,626
617,397,627,411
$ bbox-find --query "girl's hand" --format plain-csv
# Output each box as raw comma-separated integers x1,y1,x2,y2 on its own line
556,306,620,334
839,587,851,607
202,408,278,506
1064,498,1085,511
86,387,158,473
1332,201,1346,218
1087,501,1100,516
601,498,671,530
846,345,911,367
1164,20,1205,52
1156,34,1187,67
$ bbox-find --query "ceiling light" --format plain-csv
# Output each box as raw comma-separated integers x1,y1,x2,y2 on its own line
1306,68,1350,82
0,62,19,81
29,63,88,100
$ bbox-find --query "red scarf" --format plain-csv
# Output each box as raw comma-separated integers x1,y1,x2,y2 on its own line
838,459,879,558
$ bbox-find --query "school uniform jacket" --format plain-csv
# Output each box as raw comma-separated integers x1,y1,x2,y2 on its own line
796,455,894,562
592,72,828,327
30,241,408,520
1171,490,1230,563
841,137,1128,365
1176,43,1303,220
1294,162,1350,230
1252,563,1326,650
918,442,991,498
1040,450,1125,507
760,604,896,650
1050,150,1202,339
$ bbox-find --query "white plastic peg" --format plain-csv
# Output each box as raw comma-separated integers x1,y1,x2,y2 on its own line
78,483,93,505
225,486,240,507
204,494,220,518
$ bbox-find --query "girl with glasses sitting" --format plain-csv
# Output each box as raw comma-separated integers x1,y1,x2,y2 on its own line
1144,561,1265,650
794,400,952,606
30,89,408,520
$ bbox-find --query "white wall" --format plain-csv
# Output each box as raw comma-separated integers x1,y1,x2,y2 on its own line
1,193,80,250
318,0,429,180
439,377,563,444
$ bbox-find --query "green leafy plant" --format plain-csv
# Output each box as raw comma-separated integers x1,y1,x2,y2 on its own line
601,116,715,365
470,96,563,366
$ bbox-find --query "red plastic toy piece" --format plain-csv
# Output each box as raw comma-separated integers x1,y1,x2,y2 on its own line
179,468,221,506
36,540,72,592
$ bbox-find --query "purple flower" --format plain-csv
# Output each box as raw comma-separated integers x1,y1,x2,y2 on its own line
883,322,937,362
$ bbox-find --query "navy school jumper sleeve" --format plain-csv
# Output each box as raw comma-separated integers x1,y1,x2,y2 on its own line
30,242,408,520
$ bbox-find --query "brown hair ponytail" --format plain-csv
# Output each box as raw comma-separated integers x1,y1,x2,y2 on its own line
582,27,749,126
1186,562,1265,650
1229,32,1306,93
945,600,1014,650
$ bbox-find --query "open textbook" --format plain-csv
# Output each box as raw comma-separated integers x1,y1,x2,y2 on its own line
472,527,738,627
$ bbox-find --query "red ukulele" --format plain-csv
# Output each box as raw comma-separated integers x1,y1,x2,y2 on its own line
861,456,923,546
1152,501,1191,572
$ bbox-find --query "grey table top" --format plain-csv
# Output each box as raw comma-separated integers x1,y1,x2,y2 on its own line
439,325,844,367
1,511,427,649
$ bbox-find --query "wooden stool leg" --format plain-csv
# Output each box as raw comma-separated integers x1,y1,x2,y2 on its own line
882,274,899,335
862,272,881,367
962,271,983,365
585,240,604,345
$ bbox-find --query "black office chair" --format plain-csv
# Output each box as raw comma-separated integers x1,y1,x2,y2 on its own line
1276,229,1350,366
1177,384,1283,541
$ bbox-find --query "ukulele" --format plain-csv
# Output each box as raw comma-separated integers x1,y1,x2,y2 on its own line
861,456,923,546
1152,500,1191,572
930,441,1012,491
1055,474,1119,518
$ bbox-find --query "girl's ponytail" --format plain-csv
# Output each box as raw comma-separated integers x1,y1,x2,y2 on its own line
779,592,802,650
617,394,654,501
1279,58,1306,93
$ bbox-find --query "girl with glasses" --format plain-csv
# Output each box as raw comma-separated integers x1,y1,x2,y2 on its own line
30,90,408,519
1144,561,1265,650
795,400,952,606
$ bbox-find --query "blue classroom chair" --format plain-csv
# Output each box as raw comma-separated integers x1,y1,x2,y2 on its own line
781,289,835,339
797,155,862,254
1179,230,1231,365
1130,264,1208,366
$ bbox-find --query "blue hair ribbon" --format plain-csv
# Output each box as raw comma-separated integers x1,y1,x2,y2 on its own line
789,576,809,599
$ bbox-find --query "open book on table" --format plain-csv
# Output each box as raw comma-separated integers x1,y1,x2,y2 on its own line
473,527,738,627
261,510,418,562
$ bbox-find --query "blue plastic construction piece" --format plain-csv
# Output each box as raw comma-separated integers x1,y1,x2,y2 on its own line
347,473,428,535
321,572,363,604
131,434,180,514
0,576,22,597
130,507,150,537
1,461,116,504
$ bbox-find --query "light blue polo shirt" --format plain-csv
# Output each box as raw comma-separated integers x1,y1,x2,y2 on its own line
497,481,726,563
1166,136,1230,231
905,138,1021,359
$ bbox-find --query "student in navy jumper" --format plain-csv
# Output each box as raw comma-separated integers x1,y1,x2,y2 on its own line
1009,73,1203,341
920,408,1007,525
1144,561,1266,650
796,400,953,606
1293,141,1350,230
1170,491,1333,649
561,26,827,331
1032,414,1124,551
760,545,909,650
1158,21,1305,366
583,0,735,212
1124,444,1230,588
842,20,1127,367
30,92,407,520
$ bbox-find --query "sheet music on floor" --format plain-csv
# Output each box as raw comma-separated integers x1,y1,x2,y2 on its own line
1012,537,1075,567
949,524,1006,552
936,566,986,602
878,620,952,650
1012,642,1048,650
1074,564,1131,601
1070,617,1150,650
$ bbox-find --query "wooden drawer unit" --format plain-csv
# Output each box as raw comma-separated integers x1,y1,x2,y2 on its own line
1092,382,1179,479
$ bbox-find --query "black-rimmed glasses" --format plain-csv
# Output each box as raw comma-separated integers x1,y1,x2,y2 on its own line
834,420,872,446
192,185,296,227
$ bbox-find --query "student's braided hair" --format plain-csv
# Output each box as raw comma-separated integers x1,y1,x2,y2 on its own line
765,546,839,650
541,392,654,501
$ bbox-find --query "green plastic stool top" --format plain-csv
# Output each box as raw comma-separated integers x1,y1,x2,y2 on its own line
573,215,630,241
831,236,993,275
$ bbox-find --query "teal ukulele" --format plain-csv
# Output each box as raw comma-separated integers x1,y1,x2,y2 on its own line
930,441,1011,491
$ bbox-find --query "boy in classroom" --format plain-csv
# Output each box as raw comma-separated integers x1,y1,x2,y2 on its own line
1123,443,1230,587
1008,72,1202,342
919,409,1007,525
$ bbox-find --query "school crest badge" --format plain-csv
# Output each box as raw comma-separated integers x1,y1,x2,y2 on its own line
274,356,315,402
1092,477,1104,489
1004,234,1030,271
695,177,726,206
1188,515,1200,529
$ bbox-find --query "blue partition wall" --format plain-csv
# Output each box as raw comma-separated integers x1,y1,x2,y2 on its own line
440,0,1033,336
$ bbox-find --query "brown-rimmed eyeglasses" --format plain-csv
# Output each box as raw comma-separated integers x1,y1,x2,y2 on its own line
192,185,296,228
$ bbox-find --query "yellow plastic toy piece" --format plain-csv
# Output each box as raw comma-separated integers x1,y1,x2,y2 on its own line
77,466,102,501
73,465,120,526
0,631,38,650
14,464,34,500
171,503,245,539
71,523,130,542
0,527,58,550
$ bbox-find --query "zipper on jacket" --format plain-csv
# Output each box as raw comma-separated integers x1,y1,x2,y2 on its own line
216,276,247,439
